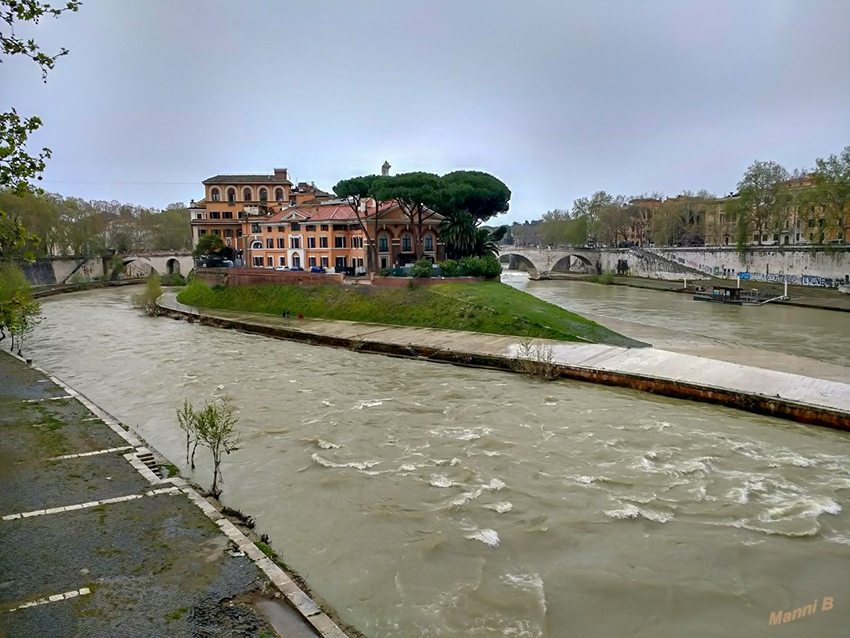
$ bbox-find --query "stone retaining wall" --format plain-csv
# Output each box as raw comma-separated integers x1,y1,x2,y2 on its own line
371,276,494,287
196,268,344,287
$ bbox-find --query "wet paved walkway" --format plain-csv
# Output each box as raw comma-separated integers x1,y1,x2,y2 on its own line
160,293,850,425
0,352,339,638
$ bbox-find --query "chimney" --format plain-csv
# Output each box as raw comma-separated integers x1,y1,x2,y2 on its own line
274,168,288,181
382,160,391,177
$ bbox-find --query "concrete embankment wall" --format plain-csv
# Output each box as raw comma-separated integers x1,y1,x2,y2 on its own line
596,249,710,281
196,268,345,287
20,256,108,286
158,298,849,431
648,246,850,287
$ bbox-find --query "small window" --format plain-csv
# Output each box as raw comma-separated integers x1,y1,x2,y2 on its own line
335,257,346,269
266,227,272,233
210,211,220,219
320,224,329,231
243,187,252,201
320,236,328,248
424,234,434,251
199,229,207,236
321,257,328,268
275,187,284,202
402,234,412,252
259,188,268,203
252,223,261,233
292,254,301,268
333,224,346,231
251,240,263,249
290,237,301,249
196,213,203,219
291,222,301,231
253,256,263,267
227,188,235,204
309,257,316,267
334,236,346,248
277,237,285,249
223,211,233,219
224,229,233,238
279,256,286,267
267,256,273,267
211,188,220,202
308,237,316,248
306,225,316,232
266,238,273,248
289,196,296,205
379,234,389,252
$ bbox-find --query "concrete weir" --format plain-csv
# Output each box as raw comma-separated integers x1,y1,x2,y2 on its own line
157,293,850,430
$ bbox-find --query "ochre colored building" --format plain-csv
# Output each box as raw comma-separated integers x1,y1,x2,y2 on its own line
189,169,444,272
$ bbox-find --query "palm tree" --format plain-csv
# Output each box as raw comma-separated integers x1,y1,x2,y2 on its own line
439,211,476,258
471,226,506,258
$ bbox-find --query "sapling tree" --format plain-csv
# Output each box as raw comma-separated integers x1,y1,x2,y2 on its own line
175,399,201,469
196,396,241,498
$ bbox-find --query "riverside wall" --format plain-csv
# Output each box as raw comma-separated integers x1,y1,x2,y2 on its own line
645,246,850,286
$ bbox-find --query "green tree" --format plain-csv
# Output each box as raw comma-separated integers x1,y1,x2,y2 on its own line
439,209,476,258
733,160,790,247
809,146,850,243
193,233,225,258
372,172,442,259
0,262,42,355
333,175,388,272
195,396,241,498
437,171,511,226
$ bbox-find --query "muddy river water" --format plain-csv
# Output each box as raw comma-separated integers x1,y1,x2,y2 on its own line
26,287,850,637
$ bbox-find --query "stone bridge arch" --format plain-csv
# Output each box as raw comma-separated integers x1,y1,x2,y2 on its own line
552,253,595,273
497,247,601,278
123,256,158,277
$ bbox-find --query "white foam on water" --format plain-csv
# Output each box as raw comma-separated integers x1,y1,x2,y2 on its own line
502,572,546,615
430,474,460,488
604,503,673,523
353,398,388,409
311,453,380,471
465,528,500,547
320,400,333,406
484,502,513,513
316,438,341,449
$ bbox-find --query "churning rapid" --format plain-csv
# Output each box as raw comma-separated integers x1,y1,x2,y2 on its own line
26,288,850,637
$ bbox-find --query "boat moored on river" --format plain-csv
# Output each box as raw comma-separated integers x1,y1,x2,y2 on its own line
692,285,762,306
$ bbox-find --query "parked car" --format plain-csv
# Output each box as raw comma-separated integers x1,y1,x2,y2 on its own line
290,266,304,272
274,266,289,271
310,266,326,273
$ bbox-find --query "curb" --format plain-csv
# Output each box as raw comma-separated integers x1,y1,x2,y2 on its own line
3,350,355,638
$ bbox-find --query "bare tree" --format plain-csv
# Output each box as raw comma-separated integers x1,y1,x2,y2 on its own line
196,396,241,498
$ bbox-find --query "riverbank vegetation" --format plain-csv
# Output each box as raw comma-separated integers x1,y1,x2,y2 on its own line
177,279,643,346
131,274,163,316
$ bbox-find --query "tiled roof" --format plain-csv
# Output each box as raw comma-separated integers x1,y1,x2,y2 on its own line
267,202,358,223
203,174,293,185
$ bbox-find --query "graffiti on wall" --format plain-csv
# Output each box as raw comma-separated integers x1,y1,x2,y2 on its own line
738,272,845,287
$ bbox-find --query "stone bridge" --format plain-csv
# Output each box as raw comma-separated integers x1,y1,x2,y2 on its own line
120,252,194,277
497,247,602,276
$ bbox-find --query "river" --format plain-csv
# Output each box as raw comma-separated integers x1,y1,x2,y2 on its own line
503,271,850,378
25,288,850,637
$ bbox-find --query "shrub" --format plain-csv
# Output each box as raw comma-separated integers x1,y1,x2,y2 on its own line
131,274,163,316
379,268,391,277
512,339,559,380
457,255,502,278
160,273,186,286
439,259,459,277
109,255,126,280
411,258,433,278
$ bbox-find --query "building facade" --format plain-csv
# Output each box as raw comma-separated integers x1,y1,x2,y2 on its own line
189,169,444,272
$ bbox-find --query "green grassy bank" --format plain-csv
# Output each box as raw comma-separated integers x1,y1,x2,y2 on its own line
176,280,645,347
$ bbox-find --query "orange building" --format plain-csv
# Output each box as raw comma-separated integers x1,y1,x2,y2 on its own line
189,168,445,272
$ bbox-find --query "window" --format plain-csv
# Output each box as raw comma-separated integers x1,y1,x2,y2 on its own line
289,196,296,205
196,213,203,220
224,229,233,238
357,258,364,267
320,224,329,231
227,188,235,204
266,226,272,233
425,234,434,251
402,234,412,252
266,238,273,249
199,229,207,236
334,236,346,248
309,257,316,267
379,234,389,252
223,211,233,219
277,237,285,249
275,188,284,202
321,257,328,268
252,223,261,233
237,230,242,237
320,236,328,248
290,236,301,249
306,225,316,232
213,229,220,236
243,187,252,201
333,224,346,231
292,255,301,268
259,188,268,203
291,222,301,231
335,257,346,270
308,237,316,248
253,256,263,267
211,188,220,202
279,256,286,267
251,240,263,249
267,256,273,267
210,211,220,219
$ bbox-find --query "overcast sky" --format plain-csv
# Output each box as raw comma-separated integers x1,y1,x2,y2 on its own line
5,0,849,222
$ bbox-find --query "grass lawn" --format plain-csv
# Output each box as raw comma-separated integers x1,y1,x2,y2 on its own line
177,280,645,347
